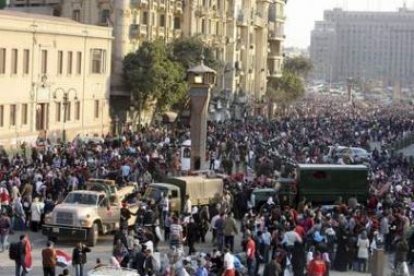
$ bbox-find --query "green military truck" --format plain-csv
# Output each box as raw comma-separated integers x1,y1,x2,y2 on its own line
295,164,369,204
250,164,369,209
143,176,224,214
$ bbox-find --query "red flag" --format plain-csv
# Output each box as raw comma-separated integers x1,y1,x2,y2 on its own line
56,249,72,267
24,236,32,271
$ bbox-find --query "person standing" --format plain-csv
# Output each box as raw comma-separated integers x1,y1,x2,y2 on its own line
263,254,282,276
72,242,91,276
41,241,57,276
30,197,44,232
245,231,256,276
223,212,238,252
11,235,27,276
307,251,327,276
0,211,11,252
223,248,236,276
183,195,192,216
356,231,369,272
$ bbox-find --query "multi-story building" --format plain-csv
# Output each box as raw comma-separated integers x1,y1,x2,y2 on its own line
0,10,112,148
310,7,414,85
8,0,286,120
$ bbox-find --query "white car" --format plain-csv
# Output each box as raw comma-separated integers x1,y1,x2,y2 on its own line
323,146,371,164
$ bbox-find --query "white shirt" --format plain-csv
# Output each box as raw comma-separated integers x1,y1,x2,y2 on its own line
282,230,302,247
224,252,235,270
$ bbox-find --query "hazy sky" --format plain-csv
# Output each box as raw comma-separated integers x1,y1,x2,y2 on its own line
285,0,408,48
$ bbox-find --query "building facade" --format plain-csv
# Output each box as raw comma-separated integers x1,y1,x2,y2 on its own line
0,10,112,148
8,0,286,120
310,8,414,85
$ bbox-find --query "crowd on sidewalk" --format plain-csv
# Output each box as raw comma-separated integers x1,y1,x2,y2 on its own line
0,96,413,276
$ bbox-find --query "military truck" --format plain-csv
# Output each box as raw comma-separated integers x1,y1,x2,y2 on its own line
143,176,223,213
296,164,369,204
249,165,369,209
42,179,138,246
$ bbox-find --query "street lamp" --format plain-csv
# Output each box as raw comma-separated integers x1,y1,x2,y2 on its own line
54,88,78,143
186,55,216,170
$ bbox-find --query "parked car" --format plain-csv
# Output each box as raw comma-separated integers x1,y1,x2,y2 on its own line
323,145,371,164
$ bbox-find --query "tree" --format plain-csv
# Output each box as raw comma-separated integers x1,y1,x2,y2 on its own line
283,56,313,79
168,36,221,70
266,70,305,118
123,39,186,124
0,0,6,9
167,36,221,111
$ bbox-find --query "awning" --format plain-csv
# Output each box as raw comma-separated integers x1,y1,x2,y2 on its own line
162,112,178,123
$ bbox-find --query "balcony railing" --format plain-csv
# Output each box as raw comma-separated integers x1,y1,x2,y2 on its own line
129,24,148,38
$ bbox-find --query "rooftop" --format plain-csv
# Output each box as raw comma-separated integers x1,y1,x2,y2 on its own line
0,10,79,24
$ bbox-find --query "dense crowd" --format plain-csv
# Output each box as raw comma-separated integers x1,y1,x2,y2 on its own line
0,96,414,276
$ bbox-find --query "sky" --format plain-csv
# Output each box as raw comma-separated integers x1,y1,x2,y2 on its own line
285,0,408,48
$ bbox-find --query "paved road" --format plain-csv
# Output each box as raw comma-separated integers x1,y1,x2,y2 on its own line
0,230,386,276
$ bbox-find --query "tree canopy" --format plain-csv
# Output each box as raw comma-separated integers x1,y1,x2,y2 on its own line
123,39,186,120
123,37,220,120
283,56,313,79
168,36,221,71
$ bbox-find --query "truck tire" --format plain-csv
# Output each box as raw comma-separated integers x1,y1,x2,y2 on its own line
87,223,99,246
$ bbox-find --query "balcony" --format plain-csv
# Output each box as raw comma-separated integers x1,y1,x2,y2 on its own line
253,13,266,28
195,5,208,17
236,13,248,27
129,24,148,38
269,30,284,41
158,0,166,10
158,26,166,36
173,29,183,38
130,0,148,8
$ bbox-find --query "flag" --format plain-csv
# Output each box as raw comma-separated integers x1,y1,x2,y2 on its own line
56,249,72,267
24,236,32,271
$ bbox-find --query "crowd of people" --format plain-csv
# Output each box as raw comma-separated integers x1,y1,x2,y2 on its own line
0,96,413,276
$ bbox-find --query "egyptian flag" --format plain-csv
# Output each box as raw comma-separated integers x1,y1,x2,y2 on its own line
56,249,72,267
24,236,33,271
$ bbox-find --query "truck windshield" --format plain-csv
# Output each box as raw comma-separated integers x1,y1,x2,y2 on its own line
64,193,98,205
144,186,168,202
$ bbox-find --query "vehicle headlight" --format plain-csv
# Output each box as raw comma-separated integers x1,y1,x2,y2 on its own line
79,219,90,227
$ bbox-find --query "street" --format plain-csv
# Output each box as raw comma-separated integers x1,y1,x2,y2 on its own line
0,230,385,276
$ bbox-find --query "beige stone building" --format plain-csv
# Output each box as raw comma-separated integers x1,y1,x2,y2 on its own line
0,10,112,148
8,0,286,119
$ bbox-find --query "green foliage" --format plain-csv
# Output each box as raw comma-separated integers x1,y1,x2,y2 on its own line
267,70,305,103
123,36,220,119
123,39,187,117
168,36,221,70
283,56,313,79
0,0,6,9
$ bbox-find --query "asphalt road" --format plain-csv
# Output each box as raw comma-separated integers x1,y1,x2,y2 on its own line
0,230,386,276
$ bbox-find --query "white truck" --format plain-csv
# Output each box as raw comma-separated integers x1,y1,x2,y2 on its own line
42,179,138,246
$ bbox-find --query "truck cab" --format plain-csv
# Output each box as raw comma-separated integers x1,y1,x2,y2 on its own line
43,179,138,246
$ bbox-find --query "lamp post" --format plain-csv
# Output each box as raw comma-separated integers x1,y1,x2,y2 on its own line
54,88,77,143
187,56,216,171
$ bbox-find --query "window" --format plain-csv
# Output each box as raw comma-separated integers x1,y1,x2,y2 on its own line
174,17,180,29
76,52,82,74
67,51,73,75
201,19,206,34
23,49,30,74
75,101,80,120
142,11,148,24
57,51,63,75
11,49,18,75
0,105,3,127
72,9,81,22
21,104,28,125
100,9,110,25
41,50,48,74
10,105,16,126
160,14,165,27
65,101,71,121
94,100,99,118
0,48,6,74
91,49,106,74
56,102,61,122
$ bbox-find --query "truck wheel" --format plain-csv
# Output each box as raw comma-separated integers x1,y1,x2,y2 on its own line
87,223,99,246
